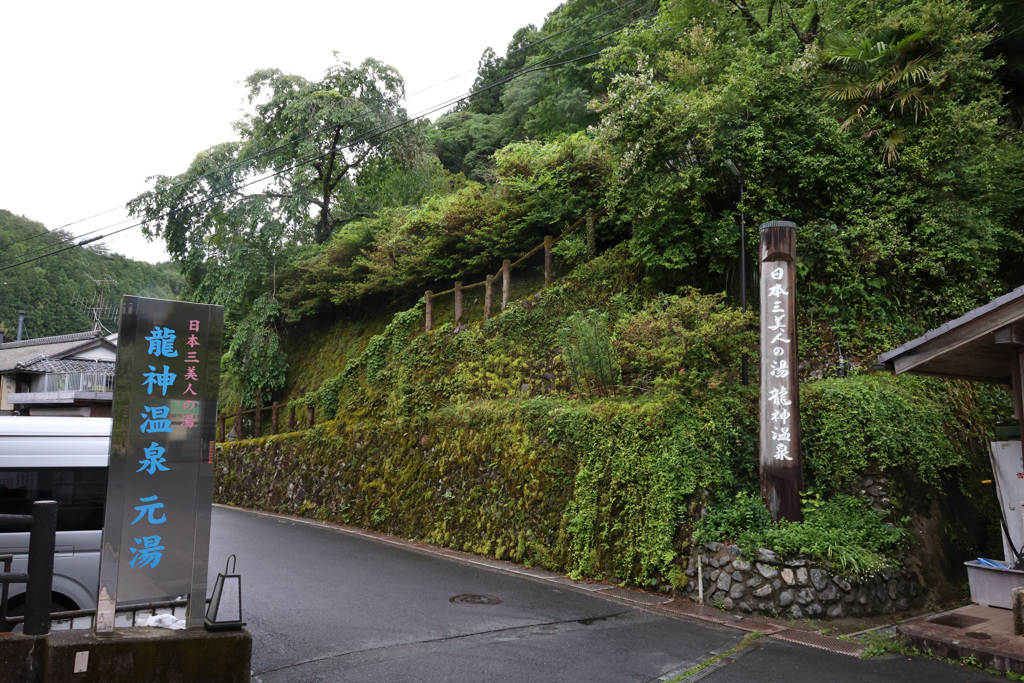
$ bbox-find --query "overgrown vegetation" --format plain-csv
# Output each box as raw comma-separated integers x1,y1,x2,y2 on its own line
217,245,1002,597
126,0,1023,602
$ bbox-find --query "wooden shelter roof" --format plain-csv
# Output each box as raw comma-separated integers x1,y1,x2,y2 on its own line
875,285,1024,384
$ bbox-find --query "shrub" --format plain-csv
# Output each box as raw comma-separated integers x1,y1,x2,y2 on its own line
613,288,754,393
558,309,619,396
695,491,906,576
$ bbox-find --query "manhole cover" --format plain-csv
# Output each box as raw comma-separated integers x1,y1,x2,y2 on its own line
450,594,502,605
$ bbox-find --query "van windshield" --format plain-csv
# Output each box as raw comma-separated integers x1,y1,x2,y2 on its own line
0,467,107,531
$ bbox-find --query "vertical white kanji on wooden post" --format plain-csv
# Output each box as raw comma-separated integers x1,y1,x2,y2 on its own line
759,221,804,522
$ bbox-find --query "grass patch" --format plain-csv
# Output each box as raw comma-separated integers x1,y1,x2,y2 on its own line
664,631,765,682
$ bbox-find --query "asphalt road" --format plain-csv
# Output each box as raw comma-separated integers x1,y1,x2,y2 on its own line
209,506,1003,683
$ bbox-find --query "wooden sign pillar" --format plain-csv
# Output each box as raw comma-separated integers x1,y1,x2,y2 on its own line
759,220,804,522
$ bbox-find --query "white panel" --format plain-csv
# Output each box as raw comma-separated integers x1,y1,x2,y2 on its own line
990,440,1024,565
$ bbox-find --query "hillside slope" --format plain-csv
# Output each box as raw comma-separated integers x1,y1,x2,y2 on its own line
0,210,182,337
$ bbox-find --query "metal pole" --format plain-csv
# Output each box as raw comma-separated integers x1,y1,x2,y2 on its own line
727,160,749,386
24,500,57,636
739,174,748,386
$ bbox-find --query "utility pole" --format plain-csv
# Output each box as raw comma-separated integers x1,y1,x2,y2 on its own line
78,274,118,333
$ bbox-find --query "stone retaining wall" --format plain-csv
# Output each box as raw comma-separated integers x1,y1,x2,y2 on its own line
684,542,922,619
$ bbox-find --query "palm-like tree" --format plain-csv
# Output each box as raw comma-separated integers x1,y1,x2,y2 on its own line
818,30,940,164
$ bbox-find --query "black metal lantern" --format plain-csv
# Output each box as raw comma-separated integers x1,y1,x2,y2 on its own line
205,554,245,631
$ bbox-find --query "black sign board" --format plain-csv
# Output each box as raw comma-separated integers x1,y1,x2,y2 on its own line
97,296,223,630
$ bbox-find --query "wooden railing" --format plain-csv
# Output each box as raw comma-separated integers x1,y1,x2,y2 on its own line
217,209,605,440
424,210,603,332
217,401,314,442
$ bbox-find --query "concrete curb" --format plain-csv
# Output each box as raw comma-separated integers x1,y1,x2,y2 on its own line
898,608,1024,676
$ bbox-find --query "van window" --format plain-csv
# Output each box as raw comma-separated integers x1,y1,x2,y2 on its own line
0,467,107,531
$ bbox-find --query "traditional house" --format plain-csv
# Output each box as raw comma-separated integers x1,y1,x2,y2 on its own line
0,331,117,417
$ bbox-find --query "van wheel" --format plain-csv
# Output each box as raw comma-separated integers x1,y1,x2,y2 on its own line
2,596,78,632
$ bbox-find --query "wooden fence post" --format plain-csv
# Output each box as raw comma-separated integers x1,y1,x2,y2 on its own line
235,406,242,440
502,260,511,311
288,406,296,430
271,402,279,434
218,414,225,442
454,281,463,327
586,212,595,260
544,235,553,288
306,405,315,429
255,405,262,436
425,290,433,332
484,274,493,319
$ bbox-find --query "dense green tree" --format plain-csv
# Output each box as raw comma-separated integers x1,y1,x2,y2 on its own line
277,133,611,319
592,0,1022,356
430,0,659,179
128,57,425,311
224,295,288,409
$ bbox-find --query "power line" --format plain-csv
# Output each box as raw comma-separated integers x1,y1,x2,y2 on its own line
15,3,1009,275
0,7,657,272
0,235,106,274
405,0,651,101
6,1,652,257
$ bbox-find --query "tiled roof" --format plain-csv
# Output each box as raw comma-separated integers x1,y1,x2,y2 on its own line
876,284,1024,383
17,357,115,374
0,331,107,373
0,331,100,350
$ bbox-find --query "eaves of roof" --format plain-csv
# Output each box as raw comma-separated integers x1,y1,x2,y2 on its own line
0,331,109,374
875,285,1024,383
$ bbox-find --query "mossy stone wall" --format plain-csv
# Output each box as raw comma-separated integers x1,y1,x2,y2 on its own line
215,396,750,586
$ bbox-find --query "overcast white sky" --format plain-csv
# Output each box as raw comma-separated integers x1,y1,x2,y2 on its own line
0,0,560,264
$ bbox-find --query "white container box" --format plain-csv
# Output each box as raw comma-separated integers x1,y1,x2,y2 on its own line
965,560,1024,609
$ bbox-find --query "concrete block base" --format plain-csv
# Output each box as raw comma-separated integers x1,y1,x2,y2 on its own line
1013,586,1024,636
1,627,251,683
0,634,46,683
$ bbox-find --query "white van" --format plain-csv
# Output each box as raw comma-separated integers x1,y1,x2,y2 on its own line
0,416,110,618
